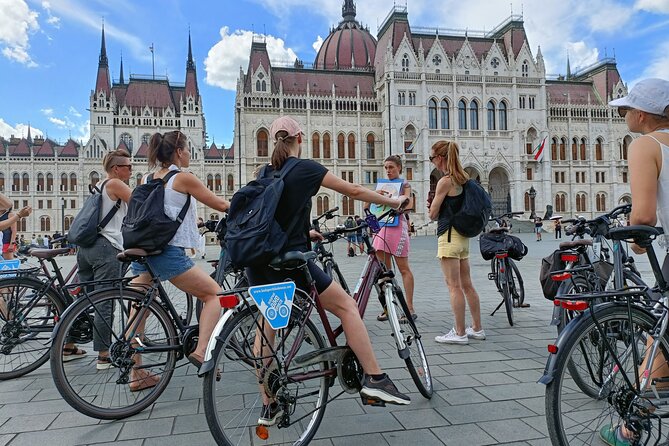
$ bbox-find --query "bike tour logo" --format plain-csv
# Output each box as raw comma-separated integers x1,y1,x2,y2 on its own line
248,282,296,329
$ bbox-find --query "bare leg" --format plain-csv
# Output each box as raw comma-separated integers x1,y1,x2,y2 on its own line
393,256,415,314
459,258,482,331
440,257,466,336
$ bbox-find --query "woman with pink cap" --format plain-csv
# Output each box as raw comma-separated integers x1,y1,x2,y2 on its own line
247,116,412,426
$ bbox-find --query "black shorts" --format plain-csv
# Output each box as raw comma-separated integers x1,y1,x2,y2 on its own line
245,259,333,295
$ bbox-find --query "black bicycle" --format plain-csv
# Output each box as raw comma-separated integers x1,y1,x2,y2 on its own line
311,207,351,294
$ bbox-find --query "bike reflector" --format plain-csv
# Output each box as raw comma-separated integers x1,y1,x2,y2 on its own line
547,344,559,354
495,252,508,259
218,294,240,309
551,272,572,281
560,253,579,262
558,300,588,311
248,282,296,330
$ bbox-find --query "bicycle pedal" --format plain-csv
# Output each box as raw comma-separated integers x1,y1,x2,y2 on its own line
487,273,497,280
360,396,386,407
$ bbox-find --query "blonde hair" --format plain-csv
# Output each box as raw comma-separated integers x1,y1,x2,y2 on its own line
431,140,468,185
102,149,130,172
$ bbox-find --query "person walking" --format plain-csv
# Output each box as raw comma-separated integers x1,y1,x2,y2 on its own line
354,214,365,254
599,78,669,445
428,141,485,345
372,155,416,321
534,217,543,241
344,216,357,256
554,219,562,239
246,116,411,424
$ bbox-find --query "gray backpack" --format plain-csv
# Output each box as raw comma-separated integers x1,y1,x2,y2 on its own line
67,180,121,247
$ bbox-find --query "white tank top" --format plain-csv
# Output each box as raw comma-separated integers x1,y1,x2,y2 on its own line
97,180,127,251
652,130,669,232
144,165,199,249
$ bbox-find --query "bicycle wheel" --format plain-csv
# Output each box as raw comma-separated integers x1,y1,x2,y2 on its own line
508,260,525,306
490,258,502,292
323,259,350,294
203,304,330,446
384,281,433,398
546,303,669,446
161,280,193,326
0,277,65,380
500,261,513,326
50,287,178,419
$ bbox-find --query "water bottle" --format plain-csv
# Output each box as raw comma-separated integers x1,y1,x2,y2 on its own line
364,209,381,233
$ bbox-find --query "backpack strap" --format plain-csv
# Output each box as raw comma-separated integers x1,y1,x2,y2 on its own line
96,179,122,232
159,169,191,224
275,158,303,236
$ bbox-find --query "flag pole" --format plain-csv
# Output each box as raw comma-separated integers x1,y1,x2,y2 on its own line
150,43,155,79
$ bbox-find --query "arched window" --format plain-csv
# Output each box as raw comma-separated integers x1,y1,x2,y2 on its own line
64,215,74,231
551,137,558,161
40,216,51,232
317,196,324,216
555,193,567,212
206,174,214,190
135,173,143,187
141,133,151,144
12,173,19,192
22,173,29,192
571,137,579,160
60,173,68,191
347,133,355,158
323,133,331,158
70,173,77,192
576,193,587,212
342,196,355,215
498,101,508,130
227,174,234,192
37,173,45,192
560,137,567,160
595,137,603,161
366,134,375,159
404,125,417,152
524,191,531,212
458,99,467,129
521,60,529,77
580,138,587,160
0,173,4,192
469,100,479,130
46,173,53,192
89,171,100,188
312,132,320,158
487,100,496,130
337,133,345,158
596,193,606,212
401,54,409,72
215,174,222,191
120,133,133,152
622,135,632,160
440,99,450,129
428,98,438,129
256,129,268,157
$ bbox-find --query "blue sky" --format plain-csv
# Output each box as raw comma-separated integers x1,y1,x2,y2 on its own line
1,0,668,148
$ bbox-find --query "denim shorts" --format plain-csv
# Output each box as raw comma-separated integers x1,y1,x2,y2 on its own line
130,245,195,281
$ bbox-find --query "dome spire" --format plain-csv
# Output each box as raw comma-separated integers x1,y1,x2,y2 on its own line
342,0,356,22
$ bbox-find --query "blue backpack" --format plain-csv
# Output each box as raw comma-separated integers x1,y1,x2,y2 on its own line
449,179,493,238
67,180,121,247
225,158,301,268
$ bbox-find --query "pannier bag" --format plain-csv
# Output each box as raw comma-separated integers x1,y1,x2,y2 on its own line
479,232,528,261
539,250,566,300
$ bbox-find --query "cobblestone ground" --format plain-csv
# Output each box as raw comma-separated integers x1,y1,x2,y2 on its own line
0,232,657,445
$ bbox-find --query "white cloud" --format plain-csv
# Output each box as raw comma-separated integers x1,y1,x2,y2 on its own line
0,0,39,67
41,0,60,28
635,0,669,13
204,27,298,91
48,117,67,127
636,41,669,81
76,120,90,142
566,41,599,72
68,106,82,118
40,108,53,116
0,119,44,139
312,35,323,53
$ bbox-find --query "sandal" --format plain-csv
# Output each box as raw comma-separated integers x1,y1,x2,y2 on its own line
129,369,160,392
96,355,113,370
399,313,418,324
62,346,87,362
188,353,221,381
377,310,388,322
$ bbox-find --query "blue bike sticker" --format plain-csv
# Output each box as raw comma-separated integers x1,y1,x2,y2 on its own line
0,260,20,279
248,282,296,330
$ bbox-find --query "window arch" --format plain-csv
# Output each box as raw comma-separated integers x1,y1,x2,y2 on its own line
337,133,345,159
580,138,587,160
40,215,51,232
347,133,355,159
316,195,330,216
323,133,331,158
560,137,567,160
571,137,579,160
428,98,438,129
312,132,320,158
70,173,77,192
576,193,587,212
404,125,417,152
596,193,607,212
215,174,222,191
524,191,531,212
440,99,450,129
60,173,68,191
458,99,467,129
401,54,409,72
227,174,234,192
366,134,375,159
622,135,632,160
46,173,53,192
595,137,603,161
487,100,496,130
257,129,269,157
12,173,19,192
22,173,29,192
37,173,45,192
89,171,100,188
120,133,133,152
135,173,143,187
551,137,558,160
555,193,567,213
64,215,74,231
498,101,508,130
469,99,479,130
206,174,214,190
521,60,529,77
342,196,355,216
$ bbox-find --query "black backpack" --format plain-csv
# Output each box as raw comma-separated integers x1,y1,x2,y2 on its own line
121,170,190,252
450,179,493,238
225,158,301,268
67,180,121,247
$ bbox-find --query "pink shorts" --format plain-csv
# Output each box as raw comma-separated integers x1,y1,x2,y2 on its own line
372,216,410,257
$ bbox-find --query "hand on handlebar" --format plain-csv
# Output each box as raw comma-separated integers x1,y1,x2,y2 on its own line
309,229,324,242
396,195,410,211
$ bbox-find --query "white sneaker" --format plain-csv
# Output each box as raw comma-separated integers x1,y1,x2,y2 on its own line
465,327,486,340
435,328,469,344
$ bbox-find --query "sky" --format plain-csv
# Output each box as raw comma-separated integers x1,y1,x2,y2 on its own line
0,0,668,148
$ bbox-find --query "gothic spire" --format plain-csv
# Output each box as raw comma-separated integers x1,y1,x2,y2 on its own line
184,31,199,98
119,53,124,84
342,0,356,22
95,24,111,96
99,23,108,67
187,29,195,71
566,53,571,79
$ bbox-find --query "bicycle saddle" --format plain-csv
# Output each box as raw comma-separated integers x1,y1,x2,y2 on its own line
116,248,162,262
558,239,592,250
269,251,317,270
608,225,663,243
489,227,509,234
28,248,70,259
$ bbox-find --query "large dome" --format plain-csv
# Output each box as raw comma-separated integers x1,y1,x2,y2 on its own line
314,1,376,70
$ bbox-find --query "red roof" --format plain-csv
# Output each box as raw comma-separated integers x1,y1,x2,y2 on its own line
117,140,130,153
59,139,79,157
95,65,111,97
314,21,376,70
10,139,31,156
204,142,223,159
0,138,6,156
122,80,176,109
135,141,149,158
245,41,273,93
225,144,234,160
185,70,198,98
273,68,375,97
33,139,58,157
546,82,601,105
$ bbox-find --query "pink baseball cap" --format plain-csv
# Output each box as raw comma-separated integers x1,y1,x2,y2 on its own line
269,116,304,141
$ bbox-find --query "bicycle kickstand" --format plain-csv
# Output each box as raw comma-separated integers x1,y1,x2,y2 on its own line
490,299,504,317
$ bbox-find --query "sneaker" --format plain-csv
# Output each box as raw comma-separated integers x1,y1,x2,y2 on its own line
599,424,631,446
465,327,486,340
360,374,411,405
258,402,283,426
435,328,469,344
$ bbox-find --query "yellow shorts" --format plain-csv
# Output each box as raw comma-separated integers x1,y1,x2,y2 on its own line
437,228,470,259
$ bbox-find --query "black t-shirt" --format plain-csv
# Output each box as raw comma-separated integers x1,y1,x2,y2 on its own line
263,157,328,251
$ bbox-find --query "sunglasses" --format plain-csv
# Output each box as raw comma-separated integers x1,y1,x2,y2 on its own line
429,154,439,162
618,107,633,118
114,164,132,170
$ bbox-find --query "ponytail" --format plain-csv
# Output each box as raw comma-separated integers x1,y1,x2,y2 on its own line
271,131,297,169
432,140,468,185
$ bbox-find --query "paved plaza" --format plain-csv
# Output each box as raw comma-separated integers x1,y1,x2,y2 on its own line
0,232,658,445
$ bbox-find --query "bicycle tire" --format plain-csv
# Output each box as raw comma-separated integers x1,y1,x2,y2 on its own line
161,280,193,326
508,260,525,306
546,303,669,445
490,258,502,292
323,260,350,294
0,277,65,380
384,281,433,398
203,304,329,445
50,287,178,419
498,260,513,326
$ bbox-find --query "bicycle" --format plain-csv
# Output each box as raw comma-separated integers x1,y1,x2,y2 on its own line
201,207,433,445
49,248,206,419
311,206,351,294
542,225,669,445
480,211,527,326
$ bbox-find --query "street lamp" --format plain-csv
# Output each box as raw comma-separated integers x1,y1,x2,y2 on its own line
529,186,537,220
61,197,65,234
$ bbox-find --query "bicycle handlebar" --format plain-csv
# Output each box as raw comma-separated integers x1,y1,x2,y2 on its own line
489,211,524,222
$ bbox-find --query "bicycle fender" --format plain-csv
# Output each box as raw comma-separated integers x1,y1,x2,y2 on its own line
550,303,562,326
538,309,589,386
200,308,237,376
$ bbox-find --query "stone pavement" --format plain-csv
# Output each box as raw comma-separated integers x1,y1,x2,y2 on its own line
0,232,657,445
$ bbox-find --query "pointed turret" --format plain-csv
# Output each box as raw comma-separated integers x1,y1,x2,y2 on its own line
119,53,124,84
26,123,32,143
184,31,199,98
342,0,356,22
566,54,571,80
95,25,111,96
